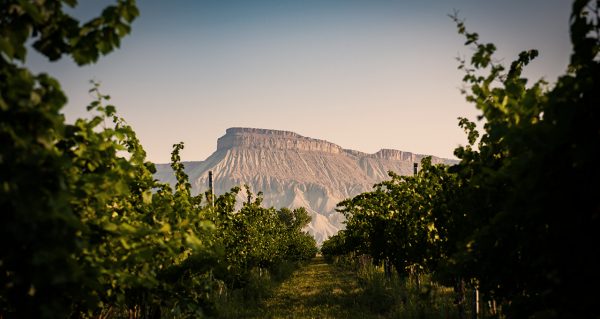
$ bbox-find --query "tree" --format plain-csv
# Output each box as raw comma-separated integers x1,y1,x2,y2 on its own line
325,1,599,317
448,1,599,316
0,1,138,317
1,2,319,317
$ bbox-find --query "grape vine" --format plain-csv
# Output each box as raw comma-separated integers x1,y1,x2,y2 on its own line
323,1,599,318
0,1,317,318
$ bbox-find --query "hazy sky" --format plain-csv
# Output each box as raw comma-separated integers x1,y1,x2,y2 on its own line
27,0,572,163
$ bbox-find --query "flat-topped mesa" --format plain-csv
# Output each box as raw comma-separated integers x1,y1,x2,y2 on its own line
217,127,344,154
370,148,456,164
370,148,417,161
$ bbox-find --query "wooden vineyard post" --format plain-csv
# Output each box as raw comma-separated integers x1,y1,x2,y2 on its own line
473,286,479,319
412,162,421,289
209,170,214,207
455,278,466,319
384,258,392,281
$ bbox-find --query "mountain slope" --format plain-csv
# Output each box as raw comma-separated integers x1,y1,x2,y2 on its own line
154,127,457,244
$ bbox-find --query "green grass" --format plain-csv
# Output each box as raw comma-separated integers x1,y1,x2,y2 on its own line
250,256,387,319
214,257,467,319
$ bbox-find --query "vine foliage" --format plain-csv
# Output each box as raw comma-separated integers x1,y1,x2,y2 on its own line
0,1,317,318
323,1,599,317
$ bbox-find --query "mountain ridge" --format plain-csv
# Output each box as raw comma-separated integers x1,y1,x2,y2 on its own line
154,127,457,243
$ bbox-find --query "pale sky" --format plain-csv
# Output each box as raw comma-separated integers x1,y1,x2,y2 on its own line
27,0,572,163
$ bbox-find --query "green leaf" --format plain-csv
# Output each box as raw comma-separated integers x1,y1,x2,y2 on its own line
104,222,118,232
0,37,15,59
185,233,204,250
142,191,152,204
159,223,171,233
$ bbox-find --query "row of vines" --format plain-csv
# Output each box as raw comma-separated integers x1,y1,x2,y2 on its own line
322,1,599,318
0,1,317,318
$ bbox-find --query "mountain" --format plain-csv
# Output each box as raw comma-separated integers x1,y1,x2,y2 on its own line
154,127,457,244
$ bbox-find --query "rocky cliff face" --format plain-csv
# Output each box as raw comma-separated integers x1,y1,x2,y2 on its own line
154,127,457,244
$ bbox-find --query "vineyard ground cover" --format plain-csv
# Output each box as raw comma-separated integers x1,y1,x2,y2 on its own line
211,261,301,318
246,256,379,319
221,256,461,319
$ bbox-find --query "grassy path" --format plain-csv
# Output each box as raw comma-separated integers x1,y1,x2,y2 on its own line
250,257,386,319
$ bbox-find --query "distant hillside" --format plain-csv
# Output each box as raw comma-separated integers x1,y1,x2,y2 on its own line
154,127,457,244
